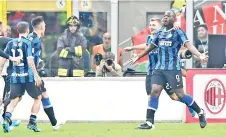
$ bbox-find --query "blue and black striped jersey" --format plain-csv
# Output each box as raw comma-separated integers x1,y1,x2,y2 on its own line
5,36,34,83
27,32,42,67
146,35,158,75
151,28,189,70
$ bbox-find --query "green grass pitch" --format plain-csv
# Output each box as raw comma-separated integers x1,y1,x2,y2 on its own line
0,123,225,137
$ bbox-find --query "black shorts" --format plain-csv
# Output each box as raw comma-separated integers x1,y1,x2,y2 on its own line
145,74,173,95
151,70,183,90
2,75,10,99
10,82,41,99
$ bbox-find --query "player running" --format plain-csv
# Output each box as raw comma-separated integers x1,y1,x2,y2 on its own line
26,16,65,132
0,21,42,133
125,18,196,127
130,10,208,130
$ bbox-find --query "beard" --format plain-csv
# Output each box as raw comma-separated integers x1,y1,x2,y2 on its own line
103,44,111,52
104,44,111,49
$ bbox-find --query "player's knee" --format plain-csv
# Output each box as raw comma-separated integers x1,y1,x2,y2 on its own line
147,95,151,102
18,97,22,102
151,84,162,97
170,93,179,101
174,90,185,99
151,89,160,97
35,95,42,101
33,95,42,105
10,97,20,106
41,92,49,98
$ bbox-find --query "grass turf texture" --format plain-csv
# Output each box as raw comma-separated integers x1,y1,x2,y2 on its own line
0,123,225,137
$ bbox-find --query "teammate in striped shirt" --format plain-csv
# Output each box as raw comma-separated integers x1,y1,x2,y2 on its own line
0,21,21,129
27,16,65,131
0,21,42,133
130,10,207,130
125,18,196,129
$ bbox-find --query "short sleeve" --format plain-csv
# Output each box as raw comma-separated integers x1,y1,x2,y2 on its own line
26,42,33,57
176,29,189,47
151,31,160,47
146,35,152,46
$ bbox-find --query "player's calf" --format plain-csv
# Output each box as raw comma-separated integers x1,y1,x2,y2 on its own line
42,96,57,126
41,93,56,122
169,93,196,117
41,87,65,130
137,85,162,130
28,94,42,132
174,89,207,128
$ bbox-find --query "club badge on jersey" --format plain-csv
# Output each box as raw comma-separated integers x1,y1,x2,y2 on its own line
158,31,174,47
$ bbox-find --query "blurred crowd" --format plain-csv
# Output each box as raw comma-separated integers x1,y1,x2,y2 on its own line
1,0,226,77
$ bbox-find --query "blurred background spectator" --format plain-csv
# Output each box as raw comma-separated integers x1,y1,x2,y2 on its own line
96,52,122,77
91,32,122,71
194,24,208,68
2,0,226,77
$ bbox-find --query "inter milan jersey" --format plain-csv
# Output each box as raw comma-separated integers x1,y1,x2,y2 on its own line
5,37,34,83
151,28,189,70
146,35,158,75
27,32,42,67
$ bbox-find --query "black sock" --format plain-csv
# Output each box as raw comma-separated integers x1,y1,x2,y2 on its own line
44,107,57,126
29,115,37,125
146,109,155,124
2,99,10,118
2,105,7,118
190,101,201,114
4,112,12,125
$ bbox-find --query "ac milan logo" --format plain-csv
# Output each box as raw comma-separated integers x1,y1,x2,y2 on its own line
204,79,225,114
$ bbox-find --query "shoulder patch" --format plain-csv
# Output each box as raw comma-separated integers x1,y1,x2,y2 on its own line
28,37,34,41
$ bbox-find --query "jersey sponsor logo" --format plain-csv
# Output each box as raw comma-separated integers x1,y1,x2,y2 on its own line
204,78,225,114
11,72,28,77
159,40,172,46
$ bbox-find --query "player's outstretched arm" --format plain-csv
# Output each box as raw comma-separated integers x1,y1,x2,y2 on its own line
129,43,156,65
138,43,156,59
124,43,146,52
184,42,208,61
184,42,201,57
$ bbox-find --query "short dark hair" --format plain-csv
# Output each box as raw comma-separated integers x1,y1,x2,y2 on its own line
31,16,44,28
165,10,176,18
0,21,2,25
197,24,208,31
17,21,29,33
